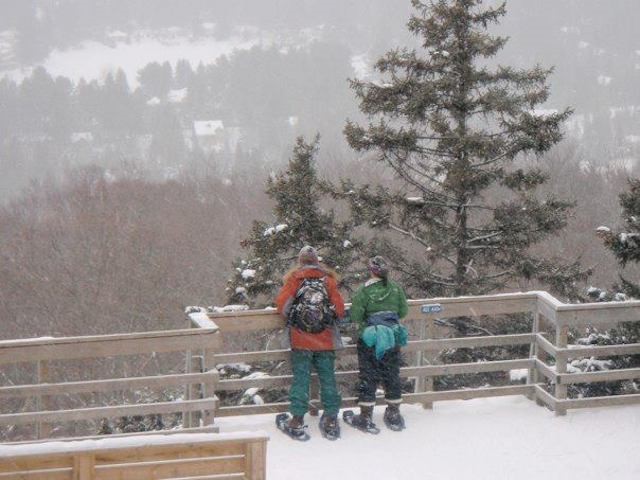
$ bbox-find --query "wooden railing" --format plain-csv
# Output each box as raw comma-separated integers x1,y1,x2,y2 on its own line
0,317,221,440
2,291,640,444
0,430,268,480
208,291,640,417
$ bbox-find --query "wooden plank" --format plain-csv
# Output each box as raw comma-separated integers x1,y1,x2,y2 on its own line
0,456,72,474
536,334,557,358
534,385,557,411
73,454,95,480
554,326,569,416
402,384,533,403
245,440,267,480
207,314,284,333
0,330,220,365
555,301,640,327
0,469,72,480
36,360,51,439
216,385,533,416
405,333,535,352
412,318,430,408
0,398,218,426
213,334,534,367
186,312,218,330
208,293,540,333
184,318,195,429
401,359,533,377
558,367,640,385
536,293,560,326
94,444,244,466
217,402,290,417
216,359,532,392
406,295,537,320
0,327,219,349
95,455,245,480
0,372,219,399
557,343,640,359
561,393,640,410
534,359,557,382
2,426,219,447
214,349,292,364
527,312,541,401
201,349,217,427
170,475,245,480
0,435,268,460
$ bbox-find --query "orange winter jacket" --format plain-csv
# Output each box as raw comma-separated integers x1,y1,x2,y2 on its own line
275,265,345,351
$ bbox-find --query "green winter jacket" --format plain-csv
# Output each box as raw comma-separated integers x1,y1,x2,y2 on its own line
350,278,409,336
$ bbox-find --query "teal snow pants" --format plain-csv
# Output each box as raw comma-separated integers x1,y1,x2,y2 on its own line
289,350,341,417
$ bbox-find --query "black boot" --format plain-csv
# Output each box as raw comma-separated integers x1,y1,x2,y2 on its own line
287,414,305,433
344,405,380,434
275,413,309,441
383,404,405,431
319,413,340,440
356,405,376,429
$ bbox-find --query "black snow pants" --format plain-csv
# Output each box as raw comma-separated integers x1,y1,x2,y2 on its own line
356,339,402,404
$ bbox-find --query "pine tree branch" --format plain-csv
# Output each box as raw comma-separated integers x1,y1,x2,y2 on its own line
480,270,513,280
467,231,502,244
388,222,432,250
388,150,449,190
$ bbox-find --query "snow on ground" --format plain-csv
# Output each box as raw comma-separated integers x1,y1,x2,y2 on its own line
215,396,640,480
1,25,330,87
30,36,256,87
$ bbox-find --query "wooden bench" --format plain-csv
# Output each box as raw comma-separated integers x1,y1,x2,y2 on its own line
0,430,268,480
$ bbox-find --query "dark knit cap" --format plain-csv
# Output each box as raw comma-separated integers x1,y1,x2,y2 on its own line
368,255,388,277
298,245,319,265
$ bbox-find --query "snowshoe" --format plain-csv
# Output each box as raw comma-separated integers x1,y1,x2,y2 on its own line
275,413,310,441
319,414,340,441
342,410,380,434
383,406,405,431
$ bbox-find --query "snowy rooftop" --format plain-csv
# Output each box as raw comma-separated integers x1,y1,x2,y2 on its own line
216,396,640,480
194,120,224,136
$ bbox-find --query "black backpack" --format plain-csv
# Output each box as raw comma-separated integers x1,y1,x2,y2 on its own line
289,277,334,333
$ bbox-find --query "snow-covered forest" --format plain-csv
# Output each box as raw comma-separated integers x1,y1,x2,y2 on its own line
1,0,640,339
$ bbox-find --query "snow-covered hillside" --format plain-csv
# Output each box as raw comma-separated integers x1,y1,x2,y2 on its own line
217,396,640,480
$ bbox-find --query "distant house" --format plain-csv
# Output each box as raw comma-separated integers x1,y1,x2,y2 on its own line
193,120,225,152
167,88,188,104
70,132,94,144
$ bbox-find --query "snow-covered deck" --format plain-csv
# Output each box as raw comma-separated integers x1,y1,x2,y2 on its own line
216,396,640,480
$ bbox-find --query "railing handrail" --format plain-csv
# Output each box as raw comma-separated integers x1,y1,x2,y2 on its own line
0,325,219,365
207,290,640,329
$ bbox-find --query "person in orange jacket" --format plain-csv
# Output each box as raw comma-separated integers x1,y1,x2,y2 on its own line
275,245,345,439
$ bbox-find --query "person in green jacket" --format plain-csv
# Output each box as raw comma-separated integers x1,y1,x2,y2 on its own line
348,255,409,431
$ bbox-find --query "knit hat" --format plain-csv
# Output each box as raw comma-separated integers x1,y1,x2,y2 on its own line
368,255,388,277
298,245,319,265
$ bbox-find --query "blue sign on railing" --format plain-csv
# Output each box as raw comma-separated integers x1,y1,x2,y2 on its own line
421,304,443,314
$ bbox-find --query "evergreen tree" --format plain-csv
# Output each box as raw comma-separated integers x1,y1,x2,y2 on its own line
598,178,640,298
573,178,640,398
338,0,588,299
226,136,360,307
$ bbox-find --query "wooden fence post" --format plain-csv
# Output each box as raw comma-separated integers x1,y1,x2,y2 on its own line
184,317,195,428
36,360,51,439
527,311,540,402
201,348,217,427
414,318,435,409
554,325,568,416
245,440,267,480
73,453,95,480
